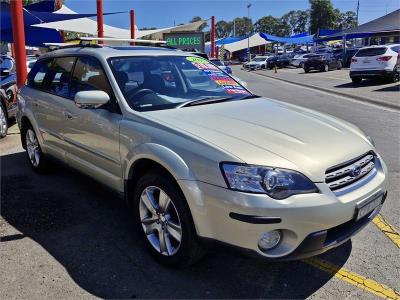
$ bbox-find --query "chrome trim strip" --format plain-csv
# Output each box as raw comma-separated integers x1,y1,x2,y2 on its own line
326,154,374,180
333,168,378,197
327,161,375,190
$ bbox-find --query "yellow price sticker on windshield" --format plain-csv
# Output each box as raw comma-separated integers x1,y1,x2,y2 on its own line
186,56,209,63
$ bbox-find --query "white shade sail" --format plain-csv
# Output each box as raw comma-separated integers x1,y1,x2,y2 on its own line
33,5,206,40
223,34,271,53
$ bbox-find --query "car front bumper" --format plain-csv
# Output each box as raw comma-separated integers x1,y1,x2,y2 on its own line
178,158,388,260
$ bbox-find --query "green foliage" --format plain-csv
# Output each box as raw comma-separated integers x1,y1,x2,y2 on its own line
254,15,291,36
281,10,310,35
231,17,253,37
189,16,208,32
309,0,337,34
215,20,233,38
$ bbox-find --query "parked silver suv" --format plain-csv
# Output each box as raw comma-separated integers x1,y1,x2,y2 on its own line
18,45,388,267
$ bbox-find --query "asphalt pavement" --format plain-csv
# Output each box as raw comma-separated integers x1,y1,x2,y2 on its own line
1,69,399,299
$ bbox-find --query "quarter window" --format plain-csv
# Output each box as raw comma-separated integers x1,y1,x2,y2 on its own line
70,56,113,99
27,59,53,89
42,57,75,98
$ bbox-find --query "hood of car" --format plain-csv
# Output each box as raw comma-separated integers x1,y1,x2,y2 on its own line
145,98,372,181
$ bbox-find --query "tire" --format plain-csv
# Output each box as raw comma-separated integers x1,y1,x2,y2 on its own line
322,64,329,72
133,170,204,267
23,123,49,173
0,101,8,139
299,62,304,69
390,65,400,83
351,77,362,84
337,61,342,70
304,67,310,73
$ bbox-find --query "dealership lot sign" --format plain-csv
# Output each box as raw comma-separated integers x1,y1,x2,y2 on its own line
163,32,205,52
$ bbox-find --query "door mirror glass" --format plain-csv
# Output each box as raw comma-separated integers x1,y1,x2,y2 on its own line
74,90,110,109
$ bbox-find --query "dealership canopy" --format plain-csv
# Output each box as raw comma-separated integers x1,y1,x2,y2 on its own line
317,9,400,41
259,32,314,44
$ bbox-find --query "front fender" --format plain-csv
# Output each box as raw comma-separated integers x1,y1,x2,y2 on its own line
124,143,196,181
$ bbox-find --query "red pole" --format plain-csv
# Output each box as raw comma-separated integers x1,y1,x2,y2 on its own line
211,16,215,58
96,0,104,44
130,10,135,46
56,0,65,42
10,0,27,87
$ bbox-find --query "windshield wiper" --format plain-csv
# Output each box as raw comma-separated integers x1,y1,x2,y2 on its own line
177,96,233,108
239,94,260,100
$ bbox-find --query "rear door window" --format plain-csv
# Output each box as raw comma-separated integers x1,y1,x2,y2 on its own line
355,47,387,57
42,57,75,98
27,58,53,89
70,56,113,100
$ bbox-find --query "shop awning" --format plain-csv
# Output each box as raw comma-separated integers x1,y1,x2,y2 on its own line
316,9,400,42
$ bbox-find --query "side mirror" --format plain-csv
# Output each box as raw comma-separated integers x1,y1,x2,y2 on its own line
74,90,110,109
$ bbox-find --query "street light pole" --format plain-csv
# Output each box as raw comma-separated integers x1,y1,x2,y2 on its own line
247,3,252,62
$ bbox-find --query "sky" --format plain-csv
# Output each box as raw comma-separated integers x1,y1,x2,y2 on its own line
64,0,400,30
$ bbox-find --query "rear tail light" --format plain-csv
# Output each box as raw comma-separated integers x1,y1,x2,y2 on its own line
351,58,357,63
376,56,392,61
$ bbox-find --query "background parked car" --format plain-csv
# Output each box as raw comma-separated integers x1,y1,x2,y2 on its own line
209,58,232,74
266,55,279,69
274,54,291,68
334,48,360,68
244,56,269,70
350,44,400,83
303,53,342,73
0,55,17,138
291,53,313,68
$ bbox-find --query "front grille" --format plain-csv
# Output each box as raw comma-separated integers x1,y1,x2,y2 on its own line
325,152,377,192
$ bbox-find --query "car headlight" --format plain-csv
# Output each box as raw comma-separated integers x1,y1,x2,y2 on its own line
221,163,318,199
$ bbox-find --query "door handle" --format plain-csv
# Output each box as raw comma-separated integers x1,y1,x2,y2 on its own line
63,111,74,120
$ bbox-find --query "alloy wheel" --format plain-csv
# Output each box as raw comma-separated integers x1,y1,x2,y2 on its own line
139,186,182,256
0,105,7,137
26,129,40,167
325,64,329,72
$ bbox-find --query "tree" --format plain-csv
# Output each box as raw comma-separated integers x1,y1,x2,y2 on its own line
189,16,208,31
335,11,357,30
215,20,233,38
282,10,310,35
309,0,337,35
232,17,253,37
254,16,291,36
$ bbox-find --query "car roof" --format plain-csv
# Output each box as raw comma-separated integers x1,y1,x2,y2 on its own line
358,44,400,50
39,45,195,62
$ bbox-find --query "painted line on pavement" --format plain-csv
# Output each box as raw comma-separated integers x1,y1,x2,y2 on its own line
373,214,400,248
304,257,400,299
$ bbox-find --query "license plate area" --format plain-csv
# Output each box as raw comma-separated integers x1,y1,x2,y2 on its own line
355,193,383,221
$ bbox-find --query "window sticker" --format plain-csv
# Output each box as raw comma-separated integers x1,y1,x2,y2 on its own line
187,56,251,95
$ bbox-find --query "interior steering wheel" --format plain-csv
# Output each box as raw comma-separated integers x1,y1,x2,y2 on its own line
128,88,155,101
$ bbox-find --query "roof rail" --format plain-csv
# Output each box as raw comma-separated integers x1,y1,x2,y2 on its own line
79,37,167,45
44,41,102,51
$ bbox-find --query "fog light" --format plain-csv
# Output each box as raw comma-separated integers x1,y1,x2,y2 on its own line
258,230,281,251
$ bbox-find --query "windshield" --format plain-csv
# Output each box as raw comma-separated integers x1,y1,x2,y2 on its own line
355,47,387,57
252,57,266,62
109,56,252,111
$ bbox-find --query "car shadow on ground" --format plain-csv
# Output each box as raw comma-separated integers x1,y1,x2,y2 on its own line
1,152,352,299
373,84,400,92
334,78,393,88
